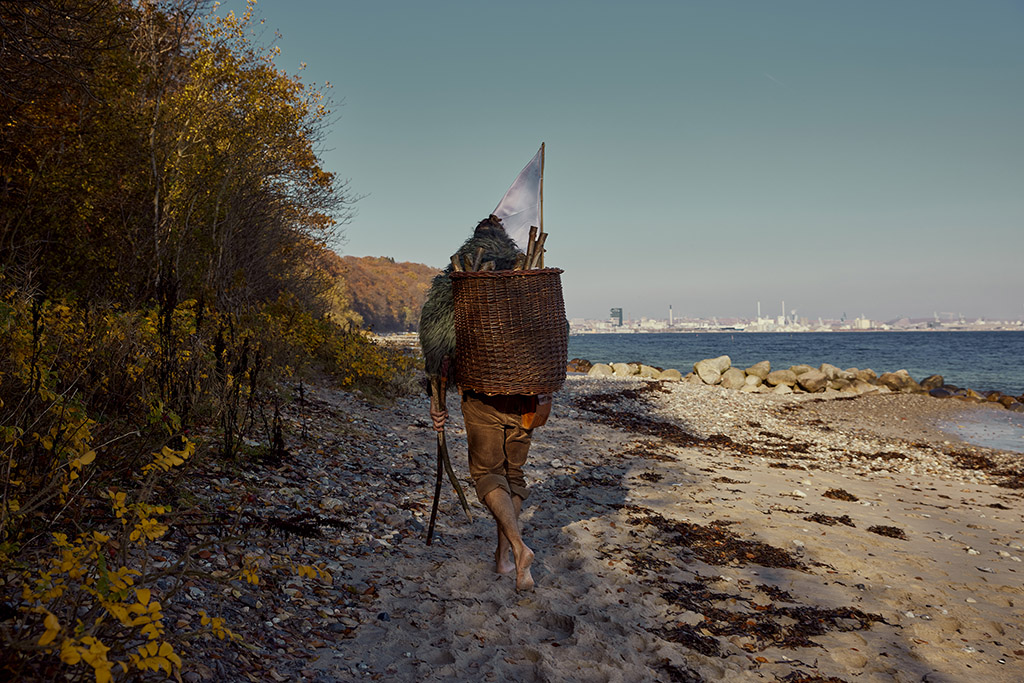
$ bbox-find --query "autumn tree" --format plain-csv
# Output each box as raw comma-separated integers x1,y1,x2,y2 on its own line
1,0,352,313
338,255,439,332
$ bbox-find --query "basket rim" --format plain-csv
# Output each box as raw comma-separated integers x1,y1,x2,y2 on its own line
449,267,563,280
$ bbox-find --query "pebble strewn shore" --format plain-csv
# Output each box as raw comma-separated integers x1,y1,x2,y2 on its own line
160,374,1021,681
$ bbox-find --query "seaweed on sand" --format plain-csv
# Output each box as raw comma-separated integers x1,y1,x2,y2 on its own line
822,488,858,502
659,579,886,652
866,525,907,540
804,513,856,528
627,507,806,570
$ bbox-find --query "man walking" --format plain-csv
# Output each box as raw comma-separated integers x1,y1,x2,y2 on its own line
419,215,539,591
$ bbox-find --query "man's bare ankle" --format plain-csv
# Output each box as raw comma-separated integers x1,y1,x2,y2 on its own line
514,545,535,591
495,550,515,575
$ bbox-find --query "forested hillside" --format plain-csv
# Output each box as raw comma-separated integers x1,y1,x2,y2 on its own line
0,2,417,679
338,256,439,333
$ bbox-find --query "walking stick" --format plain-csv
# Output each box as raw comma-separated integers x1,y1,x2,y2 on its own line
426,376,472,545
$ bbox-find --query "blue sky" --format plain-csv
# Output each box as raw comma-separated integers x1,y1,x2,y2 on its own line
225,1,1023,322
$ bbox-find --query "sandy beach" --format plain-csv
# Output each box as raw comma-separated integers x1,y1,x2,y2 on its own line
172,375,1024,682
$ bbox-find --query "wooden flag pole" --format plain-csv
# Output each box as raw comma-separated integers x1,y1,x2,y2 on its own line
539,142,545,235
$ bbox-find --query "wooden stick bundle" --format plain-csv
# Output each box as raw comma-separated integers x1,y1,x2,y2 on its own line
449,226,549,274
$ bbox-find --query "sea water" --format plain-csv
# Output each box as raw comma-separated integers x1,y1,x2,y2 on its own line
942,410,1024,454
567,331,1024,453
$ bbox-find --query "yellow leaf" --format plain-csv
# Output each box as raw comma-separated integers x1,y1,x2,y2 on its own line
60,641,82,664
44,613,60,631
79,450,96,465
135,588,151,605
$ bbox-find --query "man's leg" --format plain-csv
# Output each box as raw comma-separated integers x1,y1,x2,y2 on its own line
494,494,522,575
483,488,534,591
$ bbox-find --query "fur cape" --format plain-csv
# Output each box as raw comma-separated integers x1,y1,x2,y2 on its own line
418,215,522,381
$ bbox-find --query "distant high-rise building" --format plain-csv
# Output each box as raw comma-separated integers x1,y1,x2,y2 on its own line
610,307,623,327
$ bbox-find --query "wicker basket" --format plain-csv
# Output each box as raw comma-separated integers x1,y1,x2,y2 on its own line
451,268,567,395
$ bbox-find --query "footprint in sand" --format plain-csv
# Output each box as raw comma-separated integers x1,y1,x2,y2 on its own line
538,612,577,641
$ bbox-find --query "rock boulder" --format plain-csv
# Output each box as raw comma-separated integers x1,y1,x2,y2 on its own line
639,364,661,378
720,367,746,389
819,363,846,380
745,361,771,380
852,369,878,383
766,369,798,387
612,362,636,377
828,378,852,391
797,369,829,393
588,363,613,378
693,359,723,385
877,370,922,393
708,355,732,373
852,380,878,395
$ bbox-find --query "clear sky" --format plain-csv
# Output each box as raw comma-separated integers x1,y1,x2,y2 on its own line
225,0,1024,322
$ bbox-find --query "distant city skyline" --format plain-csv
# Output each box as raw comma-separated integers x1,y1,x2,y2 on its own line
222,1,1024,321
584,303,1024,326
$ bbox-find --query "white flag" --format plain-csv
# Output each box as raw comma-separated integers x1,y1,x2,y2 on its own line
493,145,543,251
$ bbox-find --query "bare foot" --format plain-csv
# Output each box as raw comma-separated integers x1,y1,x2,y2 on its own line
495,549,515,575
514,546,535,591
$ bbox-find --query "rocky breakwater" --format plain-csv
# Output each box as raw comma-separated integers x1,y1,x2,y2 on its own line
568,355,1024,412
683,355,1024,413
568,357,683,381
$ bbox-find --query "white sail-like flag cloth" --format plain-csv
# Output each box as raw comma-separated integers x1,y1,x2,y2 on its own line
493,144,544,251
